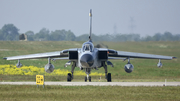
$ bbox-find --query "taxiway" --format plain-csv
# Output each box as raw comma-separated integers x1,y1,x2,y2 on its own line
0,82,180,86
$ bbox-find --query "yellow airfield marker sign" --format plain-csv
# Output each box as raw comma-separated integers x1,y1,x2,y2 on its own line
36,75,44,85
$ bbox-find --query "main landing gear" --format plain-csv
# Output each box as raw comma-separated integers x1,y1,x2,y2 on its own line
103,61,111,82
67,61,76,82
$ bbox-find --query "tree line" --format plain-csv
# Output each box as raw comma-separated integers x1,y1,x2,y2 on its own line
0,24,180,41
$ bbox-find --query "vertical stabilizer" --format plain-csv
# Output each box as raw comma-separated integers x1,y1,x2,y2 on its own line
89,9,92,42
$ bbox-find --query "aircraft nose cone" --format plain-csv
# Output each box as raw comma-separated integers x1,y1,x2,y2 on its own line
80,54,94,67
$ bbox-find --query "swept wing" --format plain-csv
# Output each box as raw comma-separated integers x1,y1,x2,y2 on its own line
3,48,78,60
108,50,176,60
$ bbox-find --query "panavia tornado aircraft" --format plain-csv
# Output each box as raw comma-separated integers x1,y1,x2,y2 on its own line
3,9,176,82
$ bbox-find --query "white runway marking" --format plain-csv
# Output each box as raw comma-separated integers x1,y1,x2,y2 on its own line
0,82,180,86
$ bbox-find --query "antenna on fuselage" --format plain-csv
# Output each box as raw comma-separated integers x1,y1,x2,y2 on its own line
89,9,92,42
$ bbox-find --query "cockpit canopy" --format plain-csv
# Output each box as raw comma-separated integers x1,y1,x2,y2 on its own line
82,42,94,52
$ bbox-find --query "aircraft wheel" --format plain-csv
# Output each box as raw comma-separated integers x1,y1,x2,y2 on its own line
107,73,111,82
67,73,72,82
89,76,91,82
85,76,87,82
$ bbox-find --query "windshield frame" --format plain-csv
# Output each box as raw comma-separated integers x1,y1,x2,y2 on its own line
82,42,94,52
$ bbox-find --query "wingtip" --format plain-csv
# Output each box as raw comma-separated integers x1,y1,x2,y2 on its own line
172,57,177,59
3,57,7,60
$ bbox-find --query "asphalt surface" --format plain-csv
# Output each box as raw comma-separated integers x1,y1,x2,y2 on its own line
0,82,180,86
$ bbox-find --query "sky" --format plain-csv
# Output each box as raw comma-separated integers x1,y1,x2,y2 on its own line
0,0,180,37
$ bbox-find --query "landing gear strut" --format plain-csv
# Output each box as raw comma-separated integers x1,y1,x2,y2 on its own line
85,68,91,82
67,61,76,82
103,61,111,82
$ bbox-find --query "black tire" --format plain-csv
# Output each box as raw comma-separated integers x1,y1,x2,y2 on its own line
67,73,72,82
89,76,91,82
107,73,111,82
85,76,87,82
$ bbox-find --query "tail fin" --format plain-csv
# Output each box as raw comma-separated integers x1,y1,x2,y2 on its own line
89,9,92,42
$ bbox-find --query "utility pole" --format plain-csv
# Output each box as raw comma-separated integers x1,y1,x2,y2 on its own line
129,17,136,34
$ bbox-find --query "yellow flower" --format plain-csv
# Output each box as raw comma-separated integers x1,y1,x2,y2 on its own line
0,65,104,76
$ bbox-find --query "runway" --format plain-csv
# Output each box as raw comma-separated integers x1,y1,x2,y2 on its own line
0,82,180,86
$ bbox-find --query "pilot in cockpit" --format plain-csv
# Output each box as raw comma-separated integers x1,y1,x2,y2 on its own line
83,43,93,52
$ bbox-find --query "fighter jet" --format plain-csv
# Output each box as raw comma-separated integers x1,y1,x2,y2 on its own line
3,9,176,82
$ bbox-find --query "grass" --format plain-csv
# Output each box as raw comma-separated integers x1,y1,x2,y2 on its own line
0,41,180,82
0,85,180,101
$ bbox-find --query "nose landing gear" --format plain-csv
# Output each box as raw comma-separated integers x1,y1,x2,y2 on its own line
85,68,91,82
